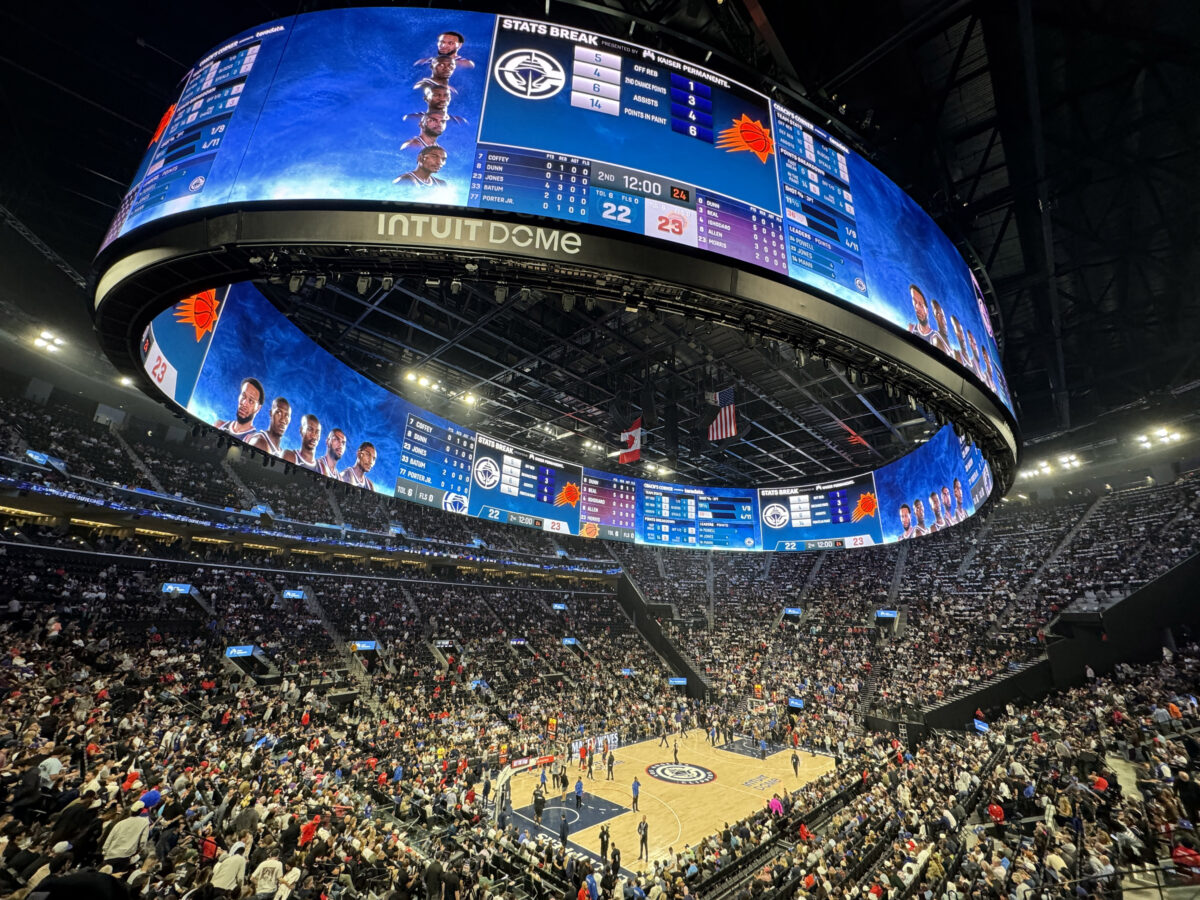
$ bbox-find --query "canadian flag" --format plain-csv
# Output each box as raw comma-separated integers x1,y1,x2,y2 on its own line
619,417,642,464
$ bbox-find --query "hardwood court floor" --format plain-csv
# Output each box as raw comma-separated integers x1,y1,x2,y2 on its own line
510,729,834,872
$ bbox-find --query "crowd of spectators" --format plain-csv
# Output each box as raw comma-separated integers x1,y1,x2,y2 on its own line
4,528,1200,900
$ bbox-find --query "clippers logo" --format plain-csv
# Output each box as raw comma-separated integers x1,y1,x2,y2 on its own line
493,49,566,99
762,503,790,529
473,456,501,490
646,763,716,785
442,492,468,514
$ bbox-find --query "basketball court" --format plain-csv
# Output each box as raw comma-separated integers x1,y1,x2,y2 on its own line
504,729,835,873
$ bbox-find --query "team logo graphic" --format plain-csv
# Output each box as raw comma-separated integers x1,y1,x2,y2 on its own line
442,492,468,514
716,114,774,163
554,482,581,507
493,49,566,99
647,763,716,785
580,521,600,538
473,456,501,490
851,492,878,522
174,289,220,341
762,503,790,529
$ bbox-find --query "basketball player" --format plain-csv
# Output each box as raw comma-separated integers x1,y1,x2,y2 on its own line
429,32,474,67
394,146,448,187
317,428,347,479
941,485,962,525
214,378,264,440
911,498,930,536
897,503,917,540
928,491,948,531
950,315,970,366
954,477,972,518
341,442,377,491
966,331,983,378
413,56,457,93
928,299,953,354
400,112,449,151
906,285,935,342
414,85,468,124
246,396,291,456
981,348,998,393
283,414,322,471
424,84,452,112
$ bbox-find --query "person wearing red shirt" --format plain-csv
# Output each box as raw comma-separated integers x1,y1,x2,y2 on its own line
987,800,1006,840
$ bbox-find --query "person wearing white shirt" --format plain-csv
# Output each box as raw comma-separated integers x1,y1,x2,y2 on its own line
212,843,248,896
251,852,285,898
102,802,150,871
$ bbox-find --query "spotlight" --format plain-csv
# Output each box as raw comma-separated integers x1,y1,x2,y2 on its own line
381,276,394,290
405,372,416,382
464,394,476,405
418,376,429,387
357,275,370,295
120,376,133,387
314,275,327,290
450,279,462,295
289,275,303,293
495,285,508,303
39,330,53,340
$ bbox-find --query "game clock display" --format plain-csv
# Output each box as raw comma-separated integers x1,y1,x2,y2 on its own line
104,6,1011,415
468,433,582,533
758,473,884,550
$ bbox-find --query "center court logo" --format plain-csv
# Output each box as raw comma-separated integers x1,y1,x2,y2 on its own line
473,456,501,490
646,763,716,785
493,49,566,99
762,503,789,529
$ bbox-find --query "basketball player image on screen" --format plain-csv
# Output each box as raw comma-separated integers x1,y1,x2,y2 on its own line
911,497,930,536
246,396,291,456
928,491,948,532
966,331,983,379
906,285,937,344
955,477,973,520
400,112,449,151
898,503,917,540
394,145,448,187
214,378,264,440
342,441,377,491
941,485,962,526
317,428,346,479
929,299,953,355
413,56,459,94
415,32,474,69
282,414,322,471
420,84,467,123
950,315,969,366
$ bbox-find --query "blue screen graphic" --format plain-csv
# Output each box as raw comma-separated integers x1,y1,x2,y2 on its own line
758,472,883,551
147,281,993,548
102,7,1010,415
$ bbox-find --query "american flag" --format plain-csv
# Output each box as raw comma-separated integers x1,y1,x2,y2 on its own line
706,386,737,441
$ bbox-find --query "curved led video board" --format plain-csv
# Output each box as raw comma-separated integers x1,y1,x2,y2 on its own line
142,283,993,551
100,7,1011,414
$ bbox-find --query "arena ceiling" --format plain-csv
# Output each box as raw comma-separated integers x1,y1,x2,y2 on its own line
1,0,1196,484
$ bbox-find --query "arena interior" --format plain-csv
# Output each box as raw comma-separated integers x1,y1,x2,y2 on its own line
0,2,1199,900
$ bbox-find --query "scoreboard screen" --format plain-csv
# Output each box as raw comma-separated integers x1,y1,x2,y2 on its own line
102,6,1011,415
638,482,759,550
151,281,993,552
580,469,639,541
394,411,476,511
468,433,582,534
758,473,884,551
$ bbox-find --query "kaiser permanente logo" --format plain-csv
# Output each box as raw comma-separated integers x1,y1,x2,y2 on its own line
375,214,581,255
